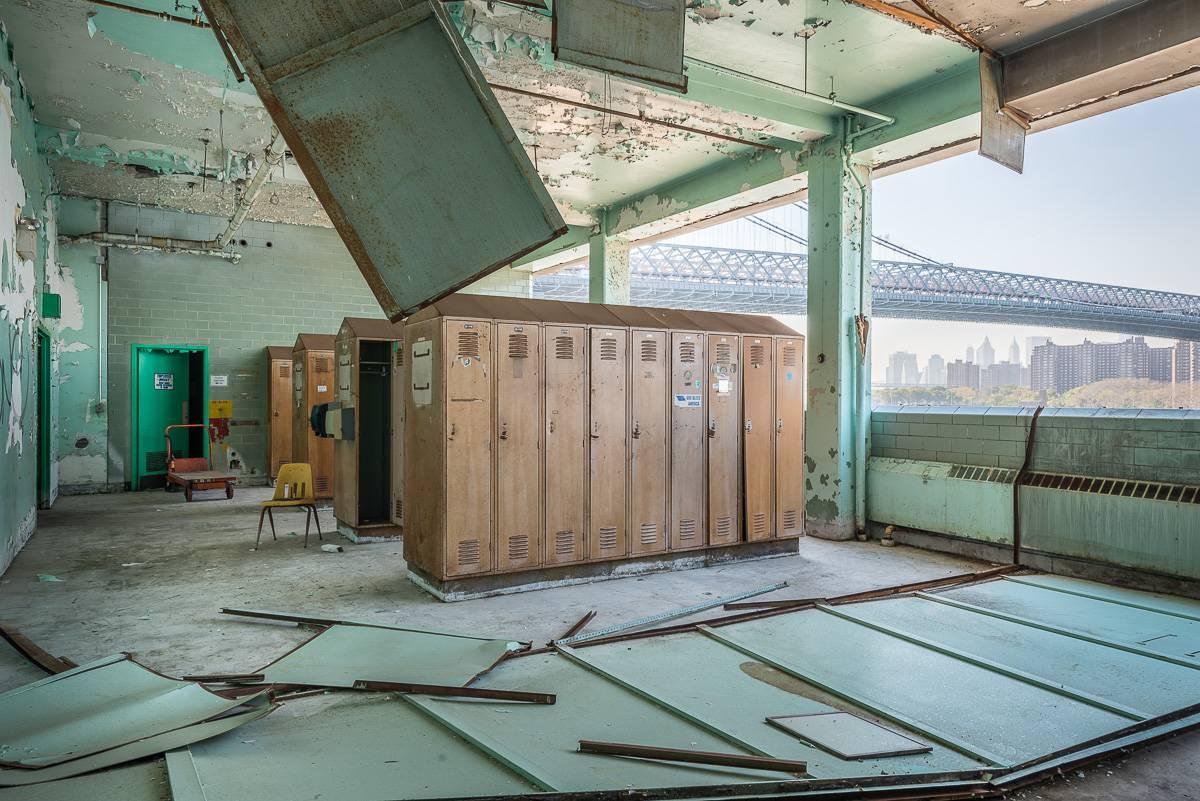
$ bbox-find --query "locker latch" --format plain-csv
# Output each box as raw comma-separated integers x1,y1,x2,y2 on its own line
776,418,783,433
448,422,456,441
744,419,752,432
707,419,717,438
632,422,640,439
499,423,509,441
590,421,601,439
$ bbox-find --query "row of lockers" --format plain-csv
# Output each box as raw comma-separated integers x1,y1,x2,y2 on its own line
403,302,805,582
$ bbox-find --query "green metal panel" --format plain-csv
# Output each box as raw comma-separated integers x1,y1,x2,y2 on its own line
200,0,567,321
866,457,1013,544
554,0,687,91
0,760,166,801
129,345,208,490
36,329,51,507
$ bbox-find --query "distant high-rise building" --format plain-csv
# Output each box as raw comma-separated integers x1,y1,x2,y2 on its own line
981,361,1024,393
1025,337,1050,366
978,337,996,369
1174,340,1200,406
1008,338,1021,366
965,345,975,364
947,360,980,391
1030,337,1175,394
886,351,920,385
925,354,947,386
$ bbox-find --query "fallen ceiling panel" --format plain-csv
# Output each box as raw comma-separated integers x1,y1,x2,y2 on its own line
0,759,168,801
198,0,567,319
553,0,687,91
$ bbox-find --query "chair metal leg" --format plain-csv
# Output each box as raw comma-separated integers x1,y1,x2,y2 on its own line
256,507,266,548
313,505,323,541
304,507,311,548
267,508,277,541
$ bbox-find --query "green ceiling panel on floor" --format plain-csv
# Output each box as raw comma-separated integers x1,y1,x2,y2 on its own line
1002,574,1200,622
566,632,984,779
935,580,1200,664
254,623,519,689
0,760,168,801
413,653,797,791
706,610,1132,767
171,693,539,801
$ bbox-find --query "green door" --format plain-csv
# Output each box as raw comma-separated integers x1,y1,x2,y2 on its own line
135,349,192,488
37,329,51,507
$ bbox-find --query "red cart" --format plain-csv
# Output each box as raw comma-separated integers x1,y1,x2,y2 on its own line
164,424,237,501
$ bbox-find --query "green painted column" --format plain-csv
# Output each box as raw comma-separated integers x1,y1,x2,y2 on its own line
588,216,630,304
805,119,872,541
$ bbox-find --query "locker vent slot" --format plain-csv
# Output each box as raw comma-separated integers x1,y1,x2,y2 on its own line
554,530,576,555
599,338,619,361
507,333,529,359
457,539,481,566
394,498,403,520
714,342,733,365
752,513,767,536
394,348,404,369
508,535,530,562
716,516,733,538
277,364,290,378
782,344,798,368
678,519,697,541
678,341,696,364
640,339,658,362
315,477,331,495
314,356,333,373
750,344,766,367
457,331,481,360
145,450,167,473
598,526,618,550
782,510,798,530
639,522,658,545
554,336,575,360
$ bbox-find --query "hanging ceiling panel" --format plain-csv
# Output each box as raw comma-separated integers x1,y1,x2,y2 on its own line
554,0,688,91
198,0,567,320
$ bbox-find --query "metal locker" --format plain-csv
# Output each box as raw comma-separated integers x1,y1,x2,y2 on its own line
775,336,805,539
266,347,292,479
544,325,587,565
670,332,706,551
496,323,542,571
629,330,667,555
291,335,336,500
444,320,493,576
589,328,628,561
743,336,774,541
707,334,740,546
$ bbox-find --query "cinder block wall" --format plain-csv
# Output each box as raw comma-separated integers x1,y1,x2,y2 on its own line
60,201,532,489
871,405,1200,484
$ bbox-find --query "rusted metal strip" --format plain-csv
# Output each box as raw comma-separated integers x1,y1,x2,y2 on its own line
577,740,807,775
724,597,828,610
1012,406,1046,565
0,621,75,675
842,0,945,35
182,673,266,684
555,610,597,642
908,0,998,57
353,680,556,704
88,0,211,28
219,608,336,627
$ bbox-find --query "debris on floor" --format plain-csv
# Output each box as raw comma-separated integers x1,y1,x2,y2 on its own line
319,544,343,554
0,570,1198,800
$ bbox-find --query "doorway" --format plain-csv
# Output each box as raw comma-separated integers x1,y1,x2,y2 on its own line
130,344,208,490
36,328,51,508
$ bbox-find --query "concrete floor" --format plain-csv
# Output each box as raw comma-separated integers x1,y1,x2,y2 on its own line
1,487,1196,799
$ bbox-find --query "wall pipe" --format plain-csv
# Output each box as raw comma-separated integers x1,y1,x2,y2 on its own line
58,233,240,262
216,130,286,249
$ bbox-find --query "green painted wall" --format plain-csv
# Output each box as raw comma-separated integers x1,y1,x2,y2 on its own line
55,203,532,490
0,26,54,575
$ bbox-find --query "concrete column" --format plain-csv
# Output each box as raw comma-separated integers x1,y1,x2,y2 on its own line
588,219,630,304
805,119,872,541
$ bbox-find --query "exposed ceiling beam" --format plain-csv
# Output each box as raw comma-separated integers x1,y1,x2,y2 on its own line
840,0,944,36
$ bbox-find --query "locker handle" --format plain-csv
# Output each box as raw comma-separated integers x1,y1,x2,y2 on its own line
590,421,601,439
632,422,640,439
499,423,509,441
707,419,717,438
744,419,753,432
548,419,556,434
448,422,456,441
776,418,783,433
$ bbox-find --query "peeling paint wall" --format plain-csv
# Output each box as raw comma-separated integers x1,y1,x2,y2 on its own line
0,25,54,576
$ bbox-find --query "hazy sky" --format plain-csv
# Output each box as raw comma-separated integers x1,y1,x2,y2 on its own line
667,85,1200,381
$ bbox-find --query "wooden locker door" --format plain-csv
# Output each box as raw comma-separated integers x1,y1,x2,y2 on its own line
269,358,291,478
743,336,774,541
496,323,542,572
707,334,740,546
670,332,705,551
390,340,405,527
332,338,356,525
310,351,336,499
444,320,493,576
589,328,628,561
291,355,307,465
629,330,667,556
544,326,587,565
775,337,805,539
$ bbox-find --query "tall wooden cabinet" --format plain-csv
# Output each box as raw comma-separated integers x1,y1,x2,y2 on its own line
265,346,293,480
291,333,336,499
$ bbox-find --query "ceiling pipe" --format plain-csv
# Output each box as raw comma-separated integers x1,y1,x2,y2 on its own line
59,232,241,262
216,130,287,250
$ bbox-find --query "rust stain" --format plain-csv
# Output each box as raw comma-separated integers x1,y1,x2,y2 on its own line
739,661,813,696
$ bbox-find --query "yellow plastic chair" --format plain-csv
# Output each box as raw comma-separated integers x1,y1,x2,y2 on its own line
257,463,323,548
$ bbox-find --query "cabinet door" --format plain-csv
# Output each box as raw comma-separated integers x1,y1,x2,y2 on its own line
742,336,774,541
670,332,705,551
589,328,628,560
544,326,587,565
630,330,668,555
309,350,336,499
269,358,292,478
444,320,493,576
496,324,542,571
707,334,740,546
390,340,405,526
775,337,805,539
